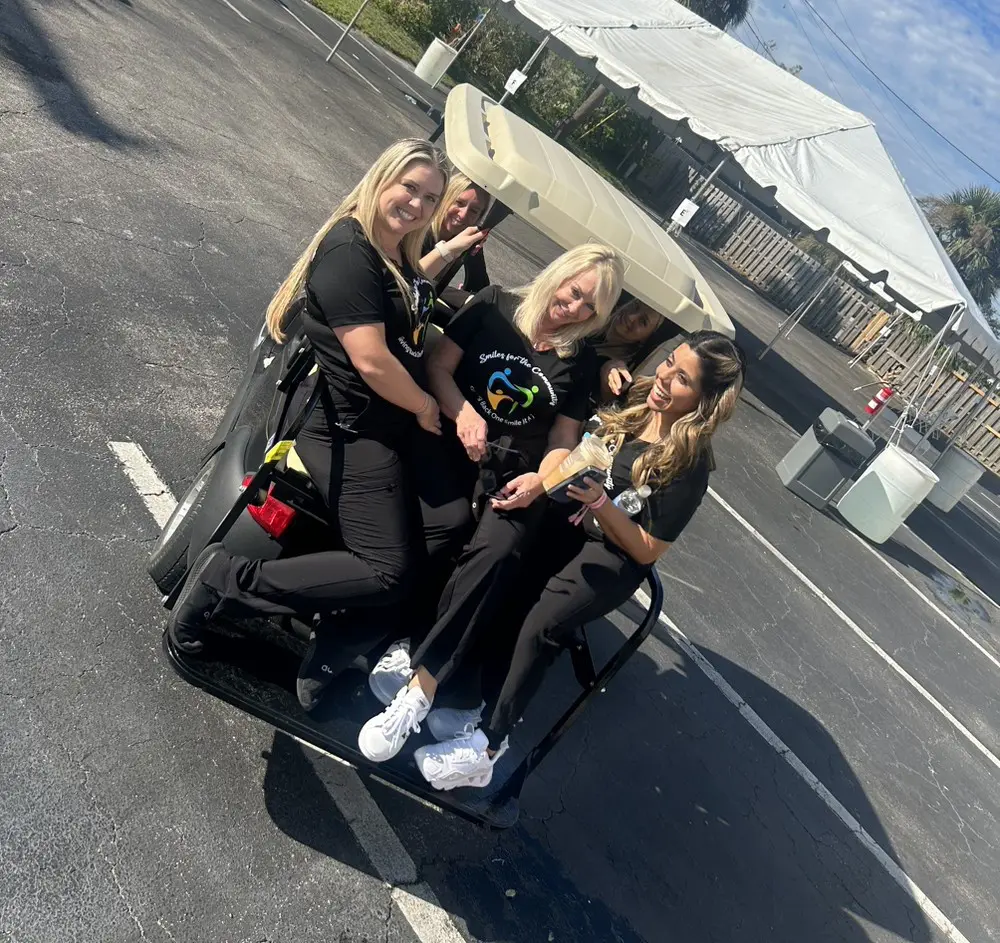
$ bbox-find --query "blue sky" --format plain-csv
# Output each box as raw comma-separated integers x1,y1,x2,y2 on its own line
734,0,1000,197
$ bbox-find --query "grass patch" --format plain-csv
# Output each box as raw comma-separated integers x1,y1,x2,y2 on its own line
310,0,425,64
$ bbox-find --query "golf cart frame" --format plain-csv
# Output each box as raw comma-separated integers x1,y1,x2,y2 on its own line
157,84,730,828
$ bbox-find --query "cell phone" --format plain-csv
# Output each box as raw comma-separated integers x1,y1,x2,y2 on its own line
546,467,602,503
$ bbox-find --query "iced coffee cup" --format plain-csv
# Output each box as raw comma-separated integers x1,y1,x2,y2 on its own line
543,434,614,503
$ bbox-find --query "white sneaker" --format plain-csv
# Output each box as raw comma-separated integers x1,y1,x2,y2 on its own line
426,701,486,742
414,729,509,791
358,684,430,762
369,639,412,706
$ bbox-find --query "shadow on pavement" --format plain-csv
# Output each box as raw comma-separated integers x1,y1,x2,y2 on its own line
260,612,933,943
735,321,852,436
2,0,147,149
885,502,1000,607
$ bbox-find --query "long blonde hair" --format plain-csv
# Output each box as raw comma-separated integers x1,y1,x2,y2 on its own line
596,331,745,487
431,171,491,240
265,139,449,342
513,244,624,359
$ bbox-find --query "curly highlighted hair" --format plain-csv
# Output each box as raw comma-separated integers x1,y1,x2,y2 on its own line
595,331,746,488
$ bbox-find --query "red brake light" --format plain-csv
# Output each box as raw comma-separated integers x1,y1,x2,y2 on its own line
241,475,297,538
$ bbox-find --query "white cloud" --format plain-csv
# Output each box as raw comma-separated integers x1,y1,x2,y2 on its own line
740,0,1000,195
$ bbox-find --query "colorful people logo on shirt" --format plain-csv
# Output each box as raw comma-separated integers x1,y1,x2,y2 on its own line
486,367,540,415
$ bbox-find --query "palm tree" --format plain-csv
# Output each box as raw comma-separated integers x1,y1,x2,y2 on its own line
553,0,753,139
920,185,1000,326
685,0,752,29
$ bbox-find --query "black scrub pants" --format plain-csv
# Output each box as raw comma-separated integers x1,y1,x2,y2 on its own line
408,438,542,684
474,511,650,749
201,424,441,626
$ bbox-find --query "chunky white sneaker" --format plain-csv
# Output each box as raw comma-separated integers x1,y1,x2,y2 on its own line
426,701,486,742
368,639,412,706
414,729,509,791
358,685,430,762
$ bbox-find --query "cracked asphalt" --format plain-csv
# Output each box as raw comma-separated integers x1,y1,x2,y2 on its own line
1,1,998,942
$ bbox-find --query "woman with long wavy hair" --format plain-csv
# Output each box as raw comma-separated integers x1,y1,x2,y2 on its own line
167,139,450,674
407,331,746,789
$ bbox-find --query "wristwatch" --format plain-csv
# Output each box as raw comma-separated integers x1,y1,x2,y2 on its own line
435,241,455,263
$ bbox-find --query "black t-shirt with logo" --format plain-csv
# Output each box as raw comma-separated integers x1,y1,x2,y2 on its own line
300,218,435,436
445,286,598,460
582,424,710,545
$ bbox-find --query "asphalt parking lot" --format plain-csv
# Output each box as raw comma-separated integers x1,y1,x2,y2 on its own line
1,2,998,942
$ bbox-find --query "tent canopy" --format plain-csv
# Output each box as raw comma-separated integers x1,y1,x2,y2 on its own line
496,0,1000,366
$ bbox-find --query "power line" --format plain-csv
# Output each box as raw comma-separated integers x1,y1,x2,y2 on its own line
798,0,1000,187
799,0,957,187
784,0,846,100
743,14,779,65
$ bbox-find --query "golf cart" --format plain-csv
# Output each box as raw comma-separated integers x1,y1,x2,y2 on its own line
151,84,734,829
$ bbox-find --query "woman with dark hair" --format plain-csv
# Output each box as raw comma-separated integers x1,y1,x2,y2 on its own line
592,292,683,401
406,331,747,789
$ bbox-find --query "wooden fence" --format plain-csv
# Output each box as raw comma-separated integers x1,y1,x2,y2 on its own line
632,149,1000,474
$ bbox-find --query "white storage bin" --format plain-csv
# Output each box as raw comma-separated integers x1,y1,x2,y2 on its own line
927,448,985,512
835,444,939,543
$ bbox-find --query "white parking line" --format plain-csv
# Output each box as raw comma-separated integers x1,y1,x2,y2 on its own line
706,487,1000,775
634,587,971,943
108,441,176,527
846,531,1000,668
966,495,1000,528
300,737,467,943
928,502,1000,572
220,0,252,23
295,0,425,99
271,0,382,94
116,442,466,943
891,523,1000,614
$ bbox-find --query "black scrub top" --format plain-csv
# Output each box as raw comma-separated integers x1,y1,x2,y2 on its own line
583,427,710,545
301,218,435,436
445,286,598,462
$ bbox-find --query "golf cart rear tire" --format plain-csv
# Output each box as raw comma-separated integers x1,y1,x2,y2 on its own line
147,451,221,595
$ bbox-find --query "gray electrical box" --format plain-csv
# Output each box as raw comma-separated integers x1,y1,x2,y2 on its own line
777,408,876,510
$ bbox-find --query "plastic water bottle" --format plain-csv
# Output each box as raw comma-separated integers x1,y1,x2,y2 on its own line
614,484,651,517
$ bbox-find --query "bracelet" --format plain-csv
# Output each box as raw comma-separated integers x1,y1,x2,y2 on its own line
435,241,455,263
586,492,608,511
416,393,433,415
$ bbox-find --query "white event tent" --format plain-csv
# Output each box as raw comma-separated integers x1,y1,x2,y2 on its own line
494,0,1000,370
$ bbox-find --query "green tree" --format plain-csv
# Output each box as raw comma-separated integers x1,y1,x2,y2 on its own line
684,0,752,30
920,185,1000,329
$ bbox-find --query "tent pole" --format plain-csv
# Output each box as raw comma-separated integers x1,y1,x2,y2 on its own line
325,0,374,62
757,261,845,361
454,5,494,57
937,374,995,462
862,304,962,431
893,304,963,391
848,310,904,368
498,35,551,105
916,353,987,450
432,31,549,142
911,342,956,430
666,154,729,235
428,3,495,90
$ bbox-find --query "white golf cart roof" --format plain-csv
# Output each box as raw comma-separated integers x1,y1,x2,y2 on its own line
444,84,734,338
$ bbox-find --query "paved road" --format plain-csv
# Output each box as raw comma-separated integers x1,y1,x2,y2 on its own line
1,2,997,942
